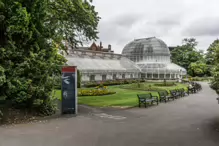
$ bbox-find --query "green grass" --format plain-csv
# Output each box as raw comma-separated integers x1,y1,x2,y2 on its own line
54,82,188,107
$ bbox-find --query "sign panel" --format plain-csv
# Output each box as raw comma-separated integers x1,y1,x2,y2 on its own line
61,66,77,114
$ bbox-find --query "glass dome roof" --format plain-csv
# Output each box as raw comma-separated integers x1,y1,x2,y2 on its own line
122,37,187,75
122,37,171,63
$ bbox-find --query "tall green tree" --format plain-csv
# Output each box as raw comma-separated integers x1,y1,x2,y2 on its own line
204,39,219,76
0,0,99,112
188,61,208,77
205,39,219,65
210,42,219,93
171,38,205,77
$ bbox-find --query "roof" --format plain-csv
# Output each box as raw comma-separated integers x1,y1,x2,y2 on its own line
137,62,187,74
122,37,171,59
66,54,141,73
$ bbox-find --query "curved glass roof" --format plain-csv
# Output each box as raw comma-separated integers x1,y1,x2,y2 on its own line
122,37,171,63
137,62,187,74
122,37,187,75
66,54,141,73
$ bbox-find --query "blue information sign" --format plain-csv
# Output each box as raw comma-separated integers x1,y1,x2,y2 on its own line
61,66,77,114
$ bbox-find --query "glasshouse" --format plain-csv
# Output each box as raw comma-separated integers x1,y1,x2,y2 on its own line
122,37,187,80
65,37,186,82
66,49,141,82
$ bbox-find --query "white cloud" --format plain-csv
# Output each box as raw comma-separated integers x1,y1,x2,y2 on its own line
92,0,219,53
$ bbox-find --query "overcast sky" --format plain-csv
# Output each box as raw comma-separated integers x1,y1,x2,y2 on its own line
90,0,219,53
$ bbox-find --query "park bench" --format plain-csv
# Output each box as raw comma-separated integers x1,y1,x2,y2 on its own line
180,88,189,97
175,89,182,97
176,88,186,97
188,82,202,94
137,93,159,108
187,86,195,94
194,83,202,91
158,90,174,103
169,90,179,99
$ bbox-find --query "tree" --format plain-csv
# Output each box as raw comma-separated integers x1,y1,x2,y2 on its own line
210,42,219,93
171,38,206,76
188,61,208,77
0,0,99,113
204,39,219,76
206,39,219,65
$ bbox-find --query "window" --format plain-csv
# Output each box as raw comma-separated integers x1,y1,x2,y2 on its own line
141,73,145,78
90,75,95,81
102,75,107,81
113,74,117,80
122,74,125,79
130,74,133,78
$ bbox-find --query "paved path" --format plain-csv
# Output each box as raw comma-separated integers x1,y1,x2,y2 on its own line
1,82,219,146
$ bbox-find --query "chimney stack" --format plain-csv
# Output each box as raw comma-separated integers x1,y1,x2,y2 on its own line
108,44,111,50
100,41,103,48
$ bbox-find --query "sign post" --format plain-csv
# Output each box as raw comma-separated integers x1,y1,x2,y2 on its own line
61,66,77,114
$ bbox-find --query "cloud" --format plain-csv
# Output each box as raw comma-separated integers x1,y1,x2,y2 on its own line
112,13,144,28
97,13,145,48
155,17,181,26
183,17,219,36
92,0,219,53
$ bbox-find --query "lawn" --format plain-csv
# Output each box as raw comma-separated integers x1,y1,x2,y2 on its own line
54,86,157,107
54,82,188,107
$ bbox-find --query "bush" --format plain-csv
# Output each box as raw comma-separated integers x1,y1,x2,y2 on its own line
154,82,176,87
78,87,116,96
34,99,56,116
184,76,213,82
121,83,164,91
54,76,61,89
84,79,141,88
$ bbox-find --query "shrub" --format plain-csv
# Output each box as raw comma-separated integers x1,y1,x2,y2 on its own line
84,79,139,88
34,99,56,116
154,82,176,87
54,76,61,89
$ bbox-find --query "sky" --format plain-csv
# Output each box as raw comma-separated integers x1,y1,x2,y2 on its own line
90,0,219,53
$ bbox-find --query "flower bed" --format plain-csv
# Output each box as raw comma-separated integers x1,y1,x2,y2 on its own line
78,86,116,96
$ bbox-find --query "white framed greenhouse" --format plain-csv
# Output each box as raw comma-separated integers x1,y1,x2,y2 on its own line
122,37,187,80
66,49,141,82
